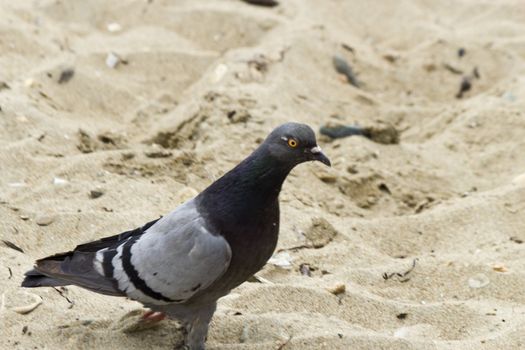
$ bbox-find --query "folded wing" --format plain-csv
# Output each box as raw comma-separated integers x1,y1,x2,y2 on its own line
23,199,232,305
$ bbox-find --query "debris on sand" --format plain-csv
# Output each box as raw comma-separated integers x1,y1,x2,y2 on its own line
383,259,418,282
9,292,43,315
299,263,312,277
442,63,463,75
106,52,121,69
492,263,508,273
456,76,472,99
89,189,104,199
456,67,480,99
106,23,122,33
53,177,68,186
396,313,408,320
326,283,346,295
320,124,399,145
332,54,360,87
1,240,24,253
268,252,293,269
241,0,279,7
144,149,173,158
0,81,10,90
57,68,75,84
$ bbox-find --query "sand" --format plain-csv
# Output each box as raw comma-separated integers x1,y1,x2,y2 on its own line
2,0,525,349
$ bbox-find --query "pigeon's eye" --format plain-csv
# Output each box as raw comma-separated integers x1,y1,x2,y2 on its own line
287,139,298,148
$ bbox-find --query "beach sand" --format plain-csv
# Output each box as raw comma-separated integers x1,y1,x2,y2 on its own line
2,0,525,349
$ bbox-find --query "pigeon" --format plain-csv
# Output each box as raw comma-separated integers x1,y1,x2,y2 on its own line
22,122,331,349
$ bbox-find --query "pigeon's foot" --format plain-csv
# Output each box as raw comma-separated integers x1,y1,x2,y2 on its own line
116,309,166,333
141,310,167,323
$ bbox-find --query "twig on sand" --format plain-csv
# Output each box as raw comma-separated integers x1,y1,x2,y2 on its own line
383,258,418,282
53,287,75,309
2,240,24,253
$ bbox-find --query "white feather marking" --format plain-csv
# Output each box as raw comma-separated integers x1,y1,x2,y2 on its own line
112,244,130,292
93,248,107,275
112,239,171,305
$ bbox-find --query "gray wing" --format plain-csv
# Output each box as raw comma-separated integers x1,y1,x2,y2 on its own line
97,199,232,305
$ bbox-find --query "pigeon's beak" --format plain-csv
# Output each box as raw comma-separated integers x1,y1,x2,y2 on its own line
310,146,331,167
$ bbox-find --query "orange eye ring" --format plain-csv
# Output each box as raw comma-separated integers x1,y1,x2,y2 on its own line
287,139,298,148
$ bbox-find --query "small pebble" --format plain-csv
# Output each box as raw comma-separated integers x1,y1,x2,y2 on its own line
396,313,408,320
107,23,122,32
58,68,75,84
326,283,345,295
468,273,490,289
24,78,35,88
299,263,312,277
89,189,104,199
53,177,68,185
106,52,121,69
35,214,55,226
492,263,508,273
268,252,293,269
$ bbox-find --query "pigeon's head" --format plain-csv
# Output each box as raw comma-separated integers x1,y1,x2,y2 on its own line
264,122,331,167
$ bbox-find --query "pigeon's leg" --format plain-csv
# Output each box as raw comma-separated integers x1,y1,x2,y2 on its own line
178,302,217,350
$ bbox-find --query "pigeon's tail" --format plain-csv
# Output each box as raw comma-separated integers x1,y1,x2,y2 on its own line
21,251,124,297
22,269,69,288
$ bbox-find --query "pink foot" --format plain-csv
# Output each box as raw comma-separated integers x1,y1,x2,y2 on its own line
141,310,166,323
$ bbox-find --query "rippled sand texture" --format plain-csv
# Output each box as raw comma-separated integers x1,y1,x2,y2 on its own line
2,0,525,349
